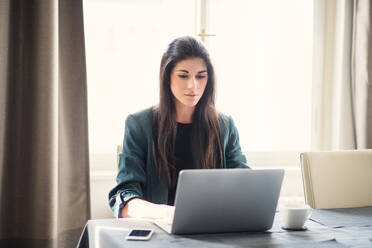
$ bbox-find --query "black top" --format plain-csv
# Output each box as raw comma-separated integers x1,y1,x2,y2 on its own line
167,122,194,205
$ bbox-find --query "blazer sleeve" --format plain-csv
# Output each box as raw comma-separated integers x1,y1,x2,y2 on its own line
108,114,147,218
225,116,250,169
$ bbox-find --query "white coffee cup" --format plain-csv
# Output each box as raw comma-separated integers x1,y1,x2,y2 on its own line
281,204,312,230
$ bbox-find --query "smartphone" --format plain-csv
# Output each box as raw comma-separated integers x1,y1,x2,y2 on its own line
125,228,154,241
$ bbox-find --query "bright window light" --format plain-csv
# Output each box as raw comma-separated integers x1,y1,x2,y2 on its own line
209,0,313,152
84,0,313,163
84,0,196,155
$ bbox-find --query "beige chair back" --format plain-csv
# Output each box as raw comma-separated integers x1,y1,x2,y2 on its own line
301,150,372,209
117,145,123,167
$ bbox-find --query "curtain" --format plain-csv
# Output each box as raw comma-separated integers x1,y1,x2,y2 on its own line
0,0,90,247
311,0,356,150
352,0,372,149
312,0,372,150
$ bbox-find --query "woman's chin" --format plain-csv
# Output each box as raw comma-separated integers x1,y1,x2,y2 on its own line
180,100,199,108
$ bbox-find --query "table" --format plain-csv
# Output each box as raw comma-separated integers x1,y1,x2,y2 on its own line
77,207,372,248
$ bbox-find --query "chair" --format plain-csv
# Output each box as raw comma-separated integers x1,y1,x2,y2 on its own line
117,145,122,166
300,150,372,209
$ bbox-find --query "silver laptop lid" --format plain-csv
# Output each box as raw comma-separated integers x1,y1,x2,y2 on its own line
171,169,284,234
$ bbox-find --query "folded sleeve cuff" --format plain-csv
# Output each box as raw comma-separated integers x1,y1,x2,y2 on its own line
114,192,142,218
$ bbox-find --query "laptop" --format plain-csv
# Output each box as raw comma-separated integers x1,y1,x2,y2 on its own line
154,168,284,234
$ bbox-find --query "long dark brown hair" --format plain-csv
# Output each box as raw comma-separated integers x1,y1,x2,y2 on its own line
152,36,223,185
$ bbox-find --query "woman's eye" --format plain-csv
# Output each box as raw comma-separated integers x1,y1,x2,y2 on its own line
196,75,206,79
178,75,188,79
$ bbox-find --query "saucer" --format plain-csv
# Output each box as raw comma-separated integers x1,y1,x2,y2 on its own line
281,226,308,231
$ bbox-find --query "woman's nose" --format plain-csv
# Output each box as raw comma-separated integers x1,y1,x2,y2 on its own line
187,77,198,89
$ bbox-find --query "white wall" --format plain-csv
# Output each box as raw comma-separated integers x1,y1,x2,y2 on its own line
90,171,116,219
90,154,117,219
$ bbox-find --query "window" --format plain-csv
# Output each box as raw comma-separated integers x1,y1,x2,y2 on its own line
84,0,196,161
85,0,312,169
210,0,313,152
85,1,313,215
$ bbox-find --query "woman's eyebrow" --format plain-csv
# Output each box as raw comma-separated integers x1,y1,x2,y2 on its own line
175,69,207,73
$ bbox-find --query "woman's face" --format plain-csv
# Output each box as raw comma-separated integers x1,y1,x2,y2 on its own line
170,57,208,109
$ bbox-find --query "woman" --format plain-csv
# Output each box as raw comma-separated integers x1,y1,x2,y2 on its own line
108,36,249,223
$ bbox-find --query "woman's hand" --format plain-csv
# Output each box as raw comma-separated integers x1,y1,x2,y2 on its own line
157,204,175,224
121,198,175,223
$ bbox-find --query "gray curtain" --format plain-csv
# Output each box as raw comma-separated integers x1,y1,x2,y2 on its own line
0,0,90,247
352,0,372,149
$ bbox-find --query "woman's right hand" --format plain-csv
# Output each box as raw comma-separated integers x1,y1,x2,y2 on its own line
122,198,175,223
157,204,175,224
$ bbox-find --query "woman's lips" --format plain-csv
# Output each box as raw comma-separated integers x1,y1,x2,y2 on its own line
185,94,197,97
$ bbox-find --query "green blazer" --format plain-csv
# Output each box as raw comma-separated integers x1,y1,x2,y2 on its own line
108,107,249,217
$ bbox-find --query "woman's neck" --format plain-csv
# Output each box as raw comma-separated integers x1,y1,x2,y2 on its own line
175,103,194,124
